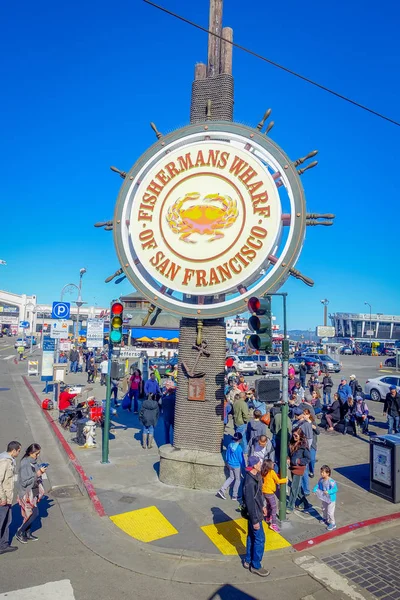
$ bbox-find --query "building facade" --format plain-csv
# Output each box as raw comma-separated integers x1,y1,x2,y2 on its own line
330,312,400,341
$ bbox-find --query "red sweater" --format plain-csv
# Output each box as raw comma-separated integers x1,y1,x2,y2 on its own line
59,391,77,411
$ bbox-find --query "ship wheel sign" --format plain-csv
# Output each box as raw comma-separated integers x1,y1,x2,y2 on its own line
103,119,333,319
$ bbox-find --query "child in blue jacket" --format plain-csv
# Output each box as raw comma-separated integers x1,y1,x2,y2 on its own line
217,432,245,501
312,464,338,531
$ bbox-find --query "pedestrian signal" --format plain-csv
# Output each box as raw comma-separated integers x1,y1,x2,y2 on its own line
110,301,124,344
248,296,272,352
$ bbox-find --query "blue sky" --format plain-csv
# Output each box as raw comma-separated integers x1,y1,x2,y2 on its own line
1,0,399,328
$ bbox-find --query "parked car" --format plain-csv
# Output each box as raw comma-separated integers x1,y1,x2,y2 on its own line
365,376,400,402
264,354,282,374
383,348,396,356
340,346,353,355
236,355,257,376
385,357,396,368
304,353,341,373
14,338,28,348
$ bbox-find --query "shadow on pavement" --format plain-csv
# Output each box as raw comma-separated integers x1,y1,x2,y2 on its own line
208,585,257,600
9,495,54,540
335,463,370,491
210,506,247,554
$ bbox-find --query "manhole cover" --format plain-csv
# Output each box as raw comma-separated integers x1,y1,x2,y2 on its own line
50,485,82,499
119,496,137,504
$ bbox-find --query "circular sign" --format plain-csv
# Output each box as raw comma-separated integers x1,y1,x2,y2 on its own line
113,122,306,318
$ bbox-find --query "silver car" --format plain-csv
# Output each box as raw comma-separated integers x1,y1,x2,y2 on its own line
365,376,400,402
236,355,257,376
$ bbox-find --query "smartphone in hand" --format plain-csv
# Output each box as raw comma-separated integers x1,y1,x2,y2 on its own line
39,463,49,469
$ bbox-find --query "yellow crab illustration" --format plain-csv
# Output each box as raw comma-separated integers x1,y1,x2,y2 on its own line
166,192,238,243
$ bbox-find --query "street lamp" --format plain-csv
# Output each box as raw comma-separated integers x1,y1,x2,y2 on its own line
60,269,87,343
364,302,372,351
320,299,329,327
26,302,37,355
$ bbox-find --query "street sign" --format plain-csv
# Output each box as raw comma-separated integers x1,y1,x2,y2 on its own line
52,302,70,320
50,320,69,339
316,326,335,338
41,336,55,381
366,329,374,336
87,319,104,347
59,340,71,351
119,348,142,358
19,321,30,328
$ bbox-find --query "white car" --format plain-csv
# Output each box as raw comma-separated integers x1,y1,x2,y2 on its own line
236,355,257,376
14,338,28,349
365,376,400,402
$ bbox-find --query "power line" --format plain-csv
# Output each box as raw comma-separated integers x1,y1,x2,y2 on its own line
143,0,400,128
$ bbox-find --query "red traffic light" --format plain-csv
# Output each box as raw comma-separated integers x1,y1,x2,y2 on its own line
111,302,123,315
248,297,260,314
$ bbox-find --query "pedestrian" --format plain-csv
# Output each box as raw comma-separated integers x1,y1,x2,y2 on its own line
227,381,239,403
111,378,120,408
355,396,369,434
246,410,267,454
288,363,295,378
343,396,357,436
161,383,176,445
152,366,161,385
383,385,400,435
233,393,249,453
87,357,95,383
325,393,342,431
16,443,46,543
129,369,142,413
248,389,267,416
69,347,79,373
293,381,305,403
349,375,359,398
58,386,78,411
17,343,25,361
242,455,270,577
144,371,161,398
299,361,307,388
100,358,108,386
312,464,338,531
307,374,318,395
261,458,287,533
310,389,322,416
217,432,245,501
249,434,274,463
286,428,311,513
322,372,333,407
237,376,249,393
139,393,159,449
337,379,352,405
288,374,296,396
0,441,21,554
293,410,313,496
314,362,320,377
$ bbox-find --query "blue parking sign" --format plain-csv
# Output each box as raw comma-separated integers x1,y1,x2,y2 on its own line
52,301,70,319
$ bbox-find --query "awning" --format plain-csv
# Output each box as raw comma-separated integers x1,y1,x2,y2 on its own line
136,336,153,342
169,337,179,343
153,336,168,342
130,328,179,341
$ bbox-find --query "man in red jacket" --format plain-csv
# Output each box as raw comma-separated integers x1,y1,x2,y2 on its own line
58,388,77,411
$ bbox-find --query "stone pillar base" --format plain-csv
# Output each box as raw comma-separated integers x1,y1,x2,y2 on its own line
159,444,226,490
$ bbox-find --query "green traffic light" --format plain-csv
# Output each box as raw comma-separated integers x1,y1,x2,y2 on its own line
110,330,122,343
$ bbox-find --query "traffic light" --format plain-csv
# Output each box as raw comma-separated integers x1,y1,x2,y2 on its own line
110,301,124,344
248,295,272,352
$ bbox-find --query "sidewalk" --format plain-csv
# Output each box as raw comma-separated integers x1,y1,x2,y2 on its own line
23,366,400,561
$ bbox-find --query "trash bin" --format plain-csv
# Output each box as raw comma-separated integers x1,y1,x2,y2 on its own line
370,434,400,503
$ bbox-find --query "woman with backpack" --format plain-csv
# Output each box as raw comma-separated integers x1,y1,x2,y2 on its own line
139,393,159,450
287,428,311,513
16,444,46,543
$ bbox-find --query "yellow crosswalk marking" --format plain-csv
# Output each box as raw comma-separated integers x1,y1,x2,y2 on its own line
201,518,291,555
110,506,178,542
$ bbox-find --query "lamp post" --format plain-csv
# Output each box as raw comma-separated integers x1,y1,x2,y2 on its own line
60,269,86,343
320,298,329,327
364,302,372,352
26,303,37,355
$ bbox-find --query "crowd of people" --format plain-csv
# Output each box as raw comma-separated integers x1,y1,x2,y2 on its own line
0,441,47,554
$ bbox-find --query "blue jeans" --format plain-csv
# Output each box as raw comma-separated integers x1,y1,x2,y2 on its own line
323,391,331,406
142,425,154,435
387,415,399,435
129,389,140,412
309,447,316,476
164,419,174,445
234,424,247,452
245,521,265,570
70,360,78,373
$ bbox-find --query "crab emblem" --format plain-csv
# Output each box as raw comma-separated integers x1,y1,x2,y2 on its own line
166,192,238,243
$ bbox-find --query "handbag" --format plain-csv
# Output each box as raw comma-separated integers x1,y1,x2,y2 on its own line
122,393,131,410
260,413,270,427
290,464,306,476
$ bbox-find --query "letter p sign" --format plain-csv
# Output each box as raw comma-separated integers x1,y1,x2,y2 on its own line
52,301,71,320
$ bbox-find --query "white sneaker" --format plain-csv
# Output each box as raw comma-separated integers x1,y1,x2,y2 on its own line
217,490,226,500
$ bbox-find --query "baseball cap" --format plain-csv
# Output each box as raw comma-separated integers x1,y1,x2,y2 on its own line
233,432,243,441
355,395,363,400
340,378,346,382
390,385,397,391
350,374,356,379
248,455,261,467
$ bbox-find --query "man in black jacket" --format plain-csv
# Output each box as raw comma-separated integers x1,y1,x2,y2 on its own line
243,456,269,577
299,361,307,388
322,373,334,407
383,386,400,435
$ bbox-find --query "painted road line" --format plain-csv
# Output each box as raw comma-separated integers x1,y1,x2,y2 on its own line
3,354,15,360
0,580,76,599
295,555,366,600
110,506,178,542
201,518,291,555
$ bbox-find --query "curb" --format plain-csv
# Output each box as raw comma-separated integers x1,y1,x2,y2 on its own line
22,376,106,517
293,511,400,551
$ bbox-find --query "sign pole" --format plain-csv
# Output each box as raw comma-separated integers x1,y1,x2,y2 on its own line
101,326,112,464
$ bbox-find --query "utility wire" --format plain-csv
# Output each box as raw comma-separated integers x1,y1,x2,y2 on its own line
143,0,400,128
